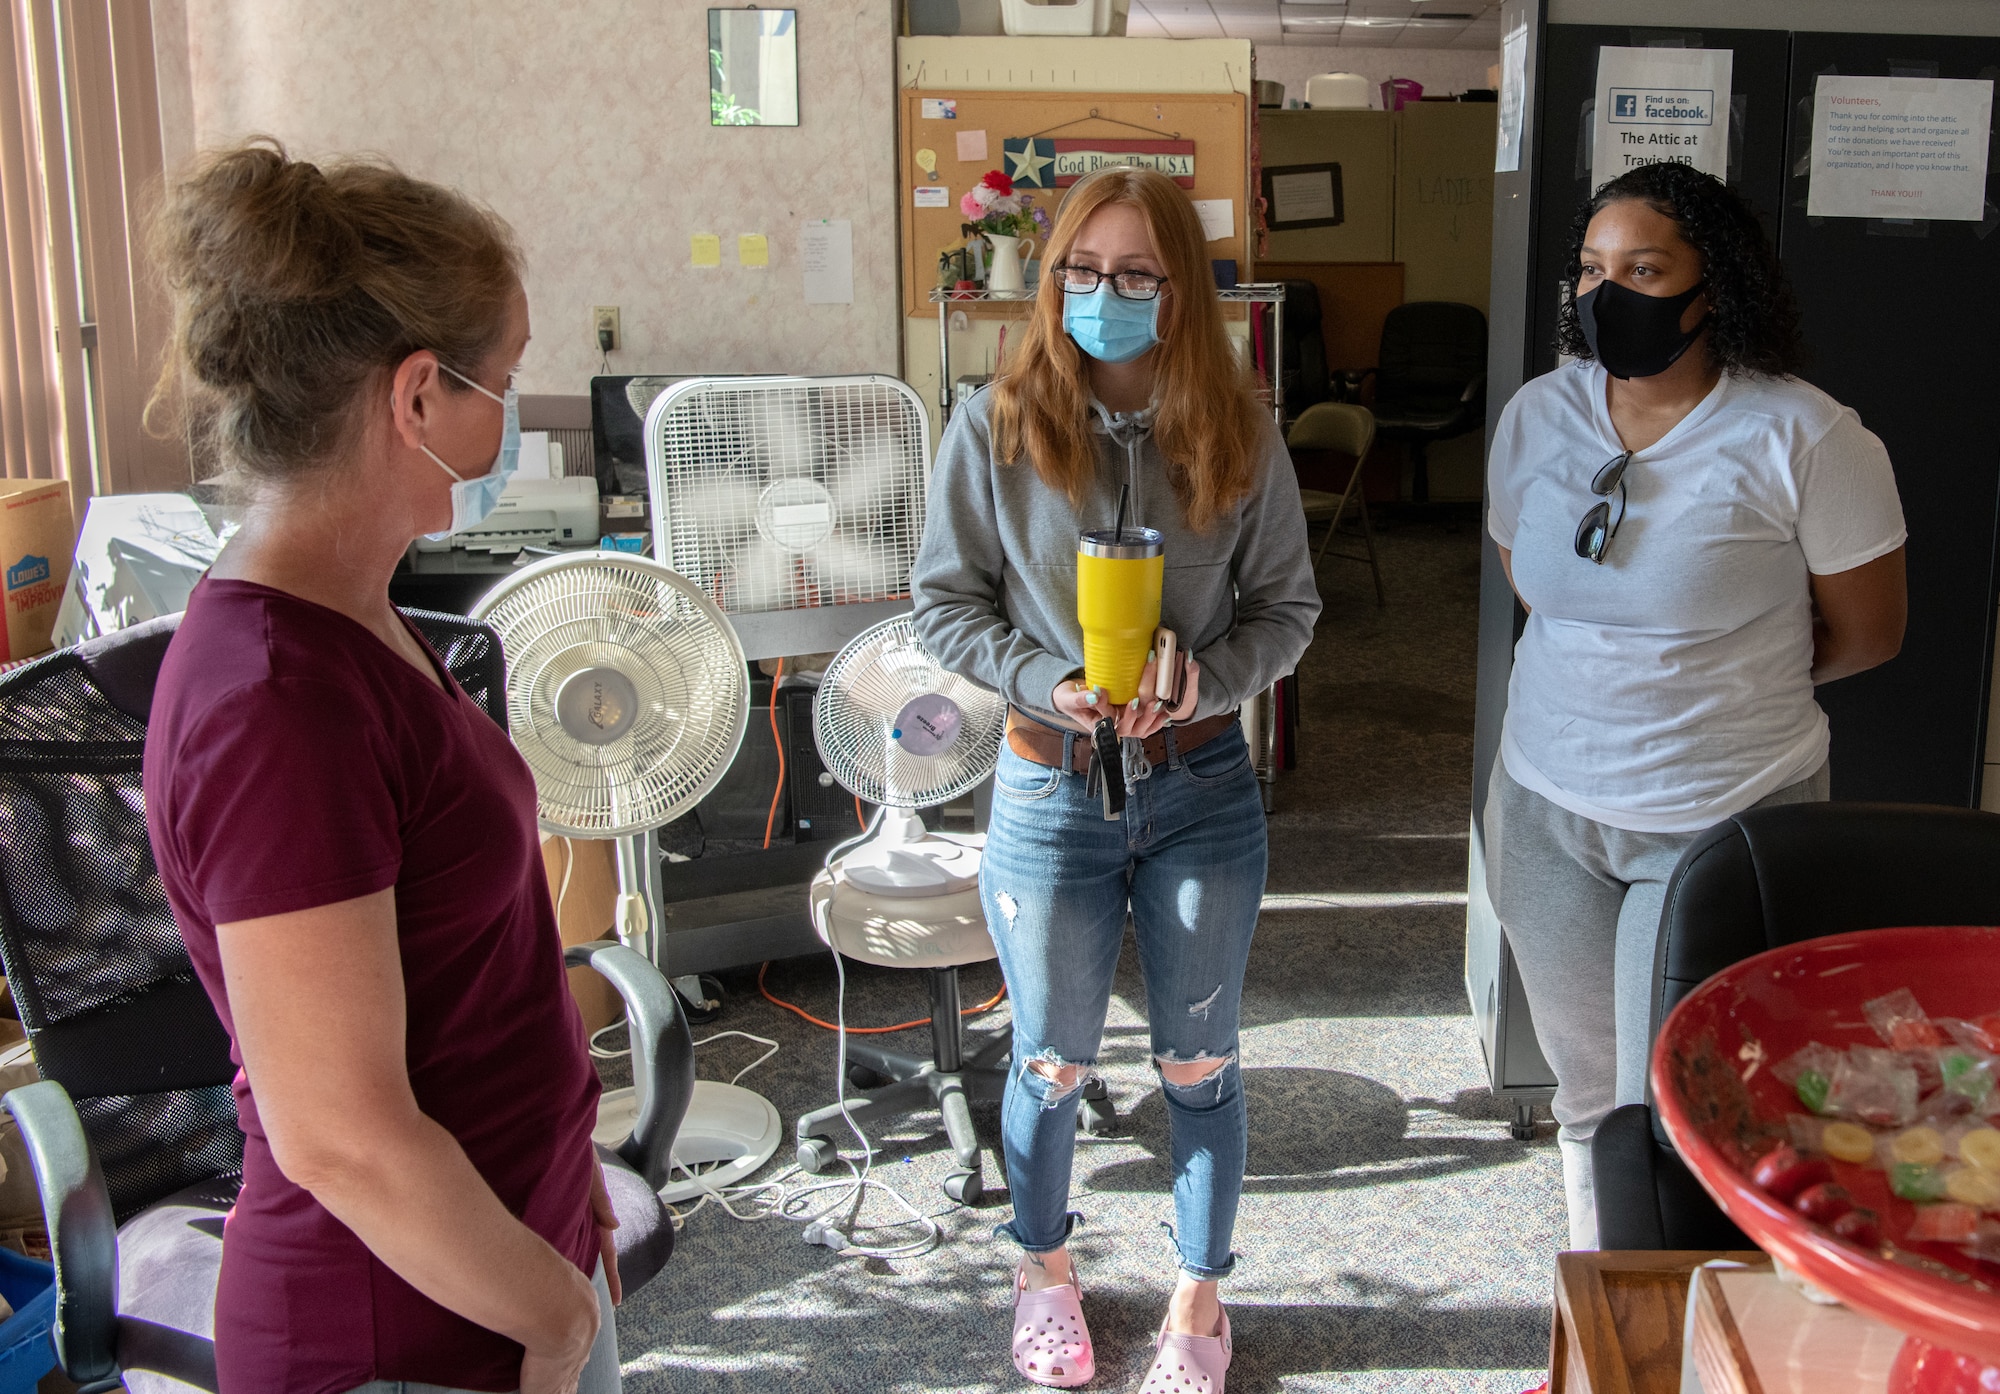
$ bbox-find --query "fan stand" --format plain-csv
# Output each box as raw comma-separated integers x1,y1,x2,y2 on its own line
836,806,981,895
595,831,782,1205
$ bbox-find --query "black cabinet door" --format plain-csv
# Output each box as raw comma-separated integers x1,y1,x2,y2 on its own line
1781,34,2000,805
1532,25,1794,378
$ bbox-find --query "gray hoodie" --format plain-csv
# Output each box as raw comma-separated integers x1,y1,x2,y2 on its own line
911,388,1320,725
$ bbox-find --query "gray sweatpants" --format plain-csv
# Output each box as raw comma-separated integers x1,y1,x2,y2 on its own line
1482,759,1829,1247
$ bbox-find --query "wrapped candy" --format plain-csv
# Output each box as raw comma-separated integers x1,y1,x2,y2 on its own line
1866,988,1949,1050
1907,1202,1981,1244
1828,1047,1920,1128
1776,1042,1844,1115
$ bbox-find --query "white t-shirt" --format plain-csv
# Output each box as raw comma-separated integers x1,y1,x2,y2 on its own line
1488,361,1906,833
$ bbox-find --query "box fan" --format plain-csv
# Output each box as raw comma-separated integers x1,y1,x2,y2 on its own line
644,375,931,660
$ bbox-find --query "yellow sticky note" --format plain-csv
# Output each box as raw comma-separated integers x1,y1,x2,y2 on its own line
690,234,722,268
738,233,769,269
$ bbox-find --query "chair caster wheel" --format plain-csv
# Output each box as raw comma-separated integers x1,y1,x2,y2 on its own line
847,1063,887,1091
1079,1096,1116,1136
944,1168,983,1205
674,973,726,1026
797,1136,838,1174
1509,1105,1537,1142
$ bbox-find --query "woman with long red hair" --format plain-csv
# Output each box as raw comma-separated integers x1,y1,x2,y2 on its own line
913,167,1318,1392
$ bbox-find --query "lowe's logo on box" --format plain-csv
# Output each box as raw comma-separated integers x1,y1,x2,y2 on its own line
1608,88,1713,125
4,555,48,592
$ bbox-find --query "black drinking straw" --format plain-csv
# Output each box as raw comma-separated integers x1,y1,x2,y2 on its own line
1113,484,1130,543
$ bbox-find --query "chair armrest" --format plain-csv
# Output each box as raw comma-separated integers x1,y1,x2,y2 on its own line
565,943,696,1190
5,1080,120,1387
1591,1103,1667,1250
1333,367,1376,403
1460,371,1487,406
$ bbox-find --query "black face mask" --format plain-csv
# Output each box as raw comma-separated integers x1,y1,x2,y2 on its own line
1575,278,1709,380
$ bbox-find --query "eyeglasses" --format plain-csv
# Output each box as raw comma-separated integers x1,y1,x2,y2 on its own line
1574,451,1632,565
1054,265,1169,301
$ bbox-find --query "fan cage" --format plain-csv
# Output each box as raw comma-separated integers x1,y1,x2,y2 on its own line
647,376,931,619
814,615,1006,809
473,554,748,838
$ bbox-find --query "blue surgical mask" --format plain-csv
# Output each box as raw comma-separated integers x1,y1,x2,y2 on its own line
422,364,519,539
1063,284,1161,365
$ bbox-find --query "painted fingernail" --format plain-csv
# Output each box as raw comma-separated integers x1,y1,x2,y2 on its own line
1152,700,1165,713
1128,698,1140,712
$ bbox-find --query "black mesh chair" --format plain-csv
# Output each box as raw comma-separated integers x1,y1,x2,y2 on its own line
1272,278,1332,420
0,610,693,1392
1343,301,1487,504
1592,801,2000,1251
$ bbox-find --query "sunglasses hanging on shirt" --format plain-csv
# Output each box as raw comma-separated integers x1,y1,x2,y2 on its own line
1575,450,1633,565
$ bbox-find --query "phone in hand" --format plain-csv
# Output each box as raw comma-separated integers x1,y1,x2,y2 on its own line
1153,626,1188,715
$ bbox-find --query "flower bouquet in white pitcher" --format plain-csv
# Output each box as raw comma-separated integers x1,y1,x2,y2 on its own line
959,171,1051,299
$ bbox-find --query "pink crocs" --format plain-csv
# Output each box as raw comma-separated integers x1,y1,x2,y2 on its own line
1138,1308,1232,1394
1012,1266,1095,1387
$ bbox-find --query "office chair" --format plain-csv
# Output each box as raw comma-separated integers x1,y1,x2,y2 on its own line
0,611,691,1392
1287,401,1385,606
1343,302,1487,504
792,872,1043,1205
1272,278,1333,419
1591,801,2000,1251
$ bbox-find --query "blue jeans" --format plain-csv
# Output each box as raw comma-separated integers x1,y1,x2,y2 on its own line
980,721,1267,1280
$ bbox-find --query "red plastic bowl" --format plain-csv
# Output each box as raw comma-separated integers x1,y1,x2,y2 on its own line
1651,924,2000,1367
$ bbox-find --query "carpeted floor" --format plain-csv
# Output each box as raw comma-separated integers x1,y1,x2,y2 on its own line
609,510,1562,1393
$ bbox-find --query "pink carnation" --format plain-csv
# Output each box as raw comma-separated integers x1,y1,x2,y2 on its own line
959,190,983,220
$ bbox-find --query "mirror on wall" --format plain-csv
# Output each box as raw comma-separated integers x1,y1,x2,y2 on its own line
709,8,798,127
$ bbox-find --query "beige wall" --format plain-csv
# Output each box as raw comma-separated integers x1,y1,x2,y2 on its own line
154,1,902,396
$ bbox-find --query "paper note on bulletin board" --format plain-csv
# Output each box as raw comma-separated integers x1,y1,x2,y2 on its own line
801,220,853,304
1591,46,1732,190
1808,76,1994,220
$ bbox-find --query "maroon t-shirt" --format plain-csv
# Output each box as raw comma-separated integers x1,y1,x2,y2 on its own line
141,578,601,1393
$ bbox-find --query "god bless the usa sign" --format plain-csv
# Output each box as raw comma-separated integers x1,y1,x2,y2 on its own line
1608,88,1715,126
1002,138,1196,189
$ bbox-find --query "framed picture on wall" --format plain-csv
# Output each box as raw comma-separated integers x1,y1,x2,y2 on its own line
709,8,798,126
1263,162,1345,231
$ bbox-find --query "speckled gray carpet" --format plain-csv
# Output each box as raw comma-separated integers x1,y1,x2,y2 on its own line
608,511,1562,1393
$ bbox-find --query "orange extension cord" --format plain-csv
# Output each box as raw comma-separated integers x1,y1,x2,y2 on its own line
761,657,877,841
760,659,787,848
758,961,1007,1035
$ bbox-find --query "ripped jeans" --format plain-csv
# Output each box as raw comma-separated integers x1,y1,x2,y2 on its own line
980,722,1267,1280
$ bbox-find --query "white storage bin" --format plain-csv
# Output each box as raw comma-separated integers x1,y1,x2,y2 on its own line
1304,72,1373,110
1000,0,1129,38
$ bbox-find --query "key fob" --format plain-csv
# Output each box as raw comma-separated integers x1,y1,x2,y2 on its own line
1091,716,1125,820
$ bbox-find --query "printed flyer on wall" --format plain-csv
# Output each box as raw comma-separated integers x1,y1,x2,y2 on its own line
1808,75,1994,220
1591,46,1733,191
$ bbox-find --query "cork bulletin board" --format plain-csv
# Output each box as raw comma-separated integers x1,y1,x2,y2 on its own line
898,89,1251,317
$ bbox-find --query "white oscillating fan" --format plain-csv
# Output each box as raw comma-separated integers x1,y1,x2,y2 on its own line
472,552,782,1203
646,375,930,661
795,615,1011,1203
815,615,1009,895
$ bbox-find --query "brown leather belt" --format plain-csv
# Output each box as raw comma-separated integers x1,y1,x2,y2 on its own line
1005,706,1237,775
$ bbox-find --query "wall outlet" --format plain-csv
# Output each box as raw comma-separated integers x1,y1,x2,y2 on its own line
593,305,620,352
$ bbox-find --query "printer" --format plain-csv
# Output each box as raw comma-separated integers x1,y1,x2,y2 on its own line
414,475,600,555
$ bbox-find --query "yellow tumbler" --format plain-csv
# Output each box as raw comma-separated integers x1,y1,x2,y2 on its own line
1077,527,1165,707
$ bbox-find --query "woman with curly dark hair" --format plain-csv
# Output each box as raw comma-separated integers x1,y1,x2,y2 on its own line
1482,162,1908,1248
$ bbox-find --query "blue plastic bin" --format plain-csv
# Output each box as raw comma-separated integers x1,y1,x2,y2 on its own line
0,1247,56,1392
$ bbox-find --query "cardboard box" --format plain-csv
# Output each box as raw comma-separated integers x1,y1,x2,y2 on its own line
542,834,626,1036
0,480,75,663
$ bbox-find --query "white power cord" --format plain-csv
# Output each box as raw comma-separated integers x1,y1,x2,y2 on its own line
643,807,945,1259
